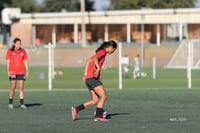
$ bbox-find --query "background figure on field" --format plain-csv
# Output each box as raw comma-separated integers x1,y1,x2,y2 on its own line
6,37,29,109
133,54,140,79
122,54,129,78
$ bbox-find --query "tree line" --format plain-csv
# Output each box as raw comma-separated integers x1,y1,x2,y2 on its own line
0,0,197,14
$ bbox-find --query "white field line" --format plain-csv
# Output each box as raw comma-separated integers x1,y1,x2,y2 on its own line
0,88,116,92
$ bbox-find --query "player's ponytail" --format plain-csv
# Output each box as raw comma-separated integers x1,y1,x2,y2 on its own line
11,37,21,51
96,40,117,53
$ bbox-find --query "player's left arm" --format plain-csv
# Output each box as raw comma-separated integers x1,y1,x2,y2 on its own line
83,58,92,81
93,55,100,76
24,60,29,78
93,50,106,76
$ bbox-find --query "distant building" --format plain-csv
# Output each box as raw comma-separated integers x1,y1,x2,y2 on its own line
3,8,200,47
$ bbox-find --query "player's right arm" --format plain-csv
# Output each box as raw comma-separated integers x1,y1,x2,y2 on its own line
6,50,11,77
7,60,10,77
83,58,92,81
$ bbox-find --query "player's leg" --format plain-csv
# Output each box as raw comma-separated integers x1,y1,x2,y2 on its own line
135,67,140,78
133,67,139,79
76,90,99,113
133,68,136,79
123,67,126,77
123,66,129,78
94,85,106,108
83,90,99,108
93,85,107,119
18,80,26,109
8,80,16,109
136,70,140,78
72,90,99,120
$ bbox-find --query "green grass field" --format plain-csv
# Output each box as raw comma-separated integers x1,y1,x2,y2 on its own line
0,67,200,90
0,67,200,133
0,88,200,133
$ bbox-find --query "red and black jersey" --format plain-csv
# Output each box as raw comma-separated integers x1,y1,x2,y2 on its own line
86,49,106,79
6,49,28,74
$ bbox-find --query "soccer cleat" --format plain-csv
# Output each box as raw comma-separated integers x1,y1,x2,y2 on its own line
71,107,77,120
94,109,107,118
20,104,27,109
94,117,109,121
8,104,13,109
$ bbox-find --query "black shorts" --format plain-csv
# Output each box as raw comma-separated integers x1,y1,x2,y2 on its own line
9,74,26,81
85,77,103,91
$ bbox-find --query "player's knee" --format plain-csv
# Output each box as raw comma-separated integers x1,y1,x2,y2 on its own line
11,87,16,91
94,99,99,105
104,95,107,100
92,99,99,105
101,95,107,101
18,88,24,92
19,88,23,90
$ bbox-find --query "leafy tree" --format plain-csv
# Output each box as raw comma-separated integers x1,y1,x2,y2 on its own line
42,0,94,12
0,0,12,20
10,0,41,13
110,0,197,10
42,0,78,12
0,0,42,19
85,0,95,11
76,0,95,11
0,0,12,10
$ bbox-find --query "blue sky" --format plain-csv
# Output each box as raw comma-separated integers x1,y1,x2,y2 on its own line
92,0,111,11
197,0,200,7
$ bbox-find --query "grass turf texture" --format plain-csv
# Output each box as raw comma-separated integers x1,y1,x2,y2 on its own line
0,67,200,132
0,88,200,133
0,67,200,90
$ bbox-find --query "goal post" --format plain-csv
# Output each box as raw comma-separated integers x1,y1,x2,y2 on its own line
187,41,192,89
166,39,200,69
152,56,156,80
166,39,200,89
118,42,122,90
48,42,55,91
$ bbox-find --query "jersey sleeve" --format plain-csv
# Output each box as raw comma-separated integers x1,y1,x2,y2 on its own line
96,49,106,58
23,49,28,60
5,50,11,60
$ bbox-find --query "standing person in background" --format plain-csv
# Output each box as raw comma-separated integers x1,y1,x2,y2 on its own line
133,54,140,79
71,40,117,121
6,38,29,109
122,54,130,78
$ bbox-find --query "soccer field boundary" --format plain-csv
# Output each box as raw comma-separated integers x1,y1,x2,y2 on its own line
1,86,200,133
0,87,198,93
0,88,118,92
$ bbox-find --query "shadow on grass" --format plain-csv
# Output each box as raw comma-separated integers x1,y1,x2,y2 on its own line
75,113,130,121
25,103,42,107
106,113,130,119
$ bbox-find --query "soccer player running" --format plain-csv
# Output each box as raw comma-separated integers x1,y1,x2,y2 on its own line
6,38,29,109
71,40,117,121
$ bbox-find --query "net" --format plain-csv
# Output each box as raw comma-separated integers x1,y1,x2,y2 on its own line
166,39,200,69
